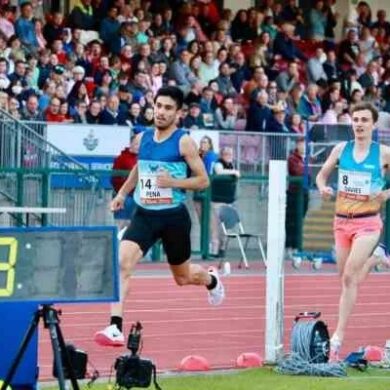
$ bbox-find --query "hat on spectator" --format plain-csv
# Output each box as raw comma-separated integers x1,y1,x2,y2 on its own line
189,102,200,109
53,65,65,75
72,66,85,76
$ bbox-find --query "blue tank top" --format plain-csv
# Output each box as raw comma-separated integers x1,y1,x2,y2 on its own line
134,129,188,210
336,141,384,216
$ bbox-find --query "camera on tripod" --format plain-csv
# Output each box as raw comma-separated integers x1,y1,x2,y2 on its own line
114,322,162,390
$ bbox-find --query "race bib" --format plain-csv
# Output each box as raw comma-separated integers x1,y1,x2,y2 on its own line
338,169,371,200
139,173,173,204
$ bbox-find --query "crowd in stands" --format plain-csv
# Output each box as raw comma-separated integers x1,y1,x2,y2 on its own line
1,0,390,132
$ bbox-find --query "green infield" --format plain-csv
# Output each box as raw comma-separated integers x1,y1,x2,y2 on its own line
45,367,390,390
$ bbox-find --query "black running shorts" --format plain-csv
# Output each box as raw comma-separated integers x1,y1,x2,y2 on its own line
122,204,192,265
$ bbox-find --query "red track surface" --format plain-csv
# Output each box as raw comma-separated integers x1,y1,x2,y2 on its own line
38,268,390,380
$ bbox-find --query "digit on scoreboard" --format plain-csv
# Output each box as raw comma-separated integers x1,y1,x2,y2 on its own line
0,238,18,297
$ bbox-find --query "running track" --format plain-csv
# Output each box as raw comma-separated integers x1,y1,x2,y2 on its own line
37,264,390,380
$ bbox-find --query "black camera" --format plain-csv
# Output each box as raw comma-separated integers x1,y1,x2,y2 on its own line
114,322,162,390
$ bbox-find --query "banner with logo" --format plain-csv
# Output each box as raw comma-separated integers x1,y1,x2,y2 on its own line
47,124,131,156
47,124,131,189
47,126,220,189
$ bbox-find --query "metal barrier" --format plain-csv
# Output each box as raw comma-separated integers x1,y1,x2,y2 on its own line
0,110,99,224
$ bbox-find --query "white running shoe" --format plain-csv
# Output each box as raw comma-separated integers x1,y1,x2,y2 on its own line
94,324,125,347
373,243,390,272
329,335,342,362
207,267,225,305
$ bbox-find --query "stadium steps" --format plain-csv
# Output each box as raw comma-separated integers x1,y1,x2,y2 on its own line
303,199,334,251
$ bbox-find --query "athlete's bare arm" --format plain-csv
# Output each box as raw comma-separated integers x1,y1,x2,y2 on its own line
156,134,209,190
316,142,346,199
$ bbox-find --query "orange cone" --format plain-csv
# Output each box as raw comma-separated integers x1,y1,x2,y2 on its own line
179,355,210,371
236,352,263,368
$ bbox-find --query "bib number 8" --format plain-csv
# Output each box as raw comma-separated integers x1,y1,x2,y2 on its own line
342,175,348,185
0,238,18,297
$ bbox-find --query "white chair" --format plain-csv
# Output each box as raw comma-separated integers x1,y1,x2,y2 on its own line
218,205,266,269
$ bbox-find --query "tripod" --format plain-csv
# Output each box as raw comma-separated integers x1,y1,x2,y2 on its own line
0,305,80,390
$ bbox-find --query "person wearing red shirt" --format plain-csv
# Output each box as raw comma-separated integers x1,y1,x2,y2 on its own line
111,135,139,229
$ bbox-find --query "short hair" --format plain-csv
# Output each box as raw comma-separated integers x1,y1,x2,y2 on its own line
351,102,379,122
154,86,184,110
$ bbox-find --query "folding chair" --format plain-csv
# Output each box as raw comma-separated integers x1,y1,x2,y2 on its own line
218,205,267,269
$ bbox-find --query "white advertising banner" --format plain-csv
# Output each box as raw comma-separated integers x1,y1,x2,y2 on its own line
47,124,131,156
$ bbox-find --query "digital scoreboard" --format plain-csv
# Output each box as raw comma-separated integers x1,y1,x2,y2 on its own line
0,226,119,303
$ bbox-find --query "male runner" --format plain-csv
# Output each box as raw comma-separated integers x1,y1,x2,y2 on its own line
316,102,390,360
94,86,225,346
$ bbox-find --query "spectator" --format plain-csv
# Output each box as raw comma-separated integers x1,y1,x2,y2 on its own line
99,6,120,48
308,0,327,41
169,49,198,94
71,99,88,123
230,9,254,42
183,102,205,129
45,96,63,122
358,60,379,90
338,28,360,69
210,146,240,257
15,2,38,52
358,26,379,63
86,99,101,124
273,23,307,62
126,101,143,126
230,51,251,93
341,68,363,100
0,91,8,110
289,113,305,134
215,62,237,97
0,6,15,40
20,94,43,121
99,95,126,125
8,60,27,87
246,89,272,131
42,12,63,46
307,48,328,83
199,86,217,128
199,51,219,85
214,96,237,130
139,106,154,126
297,83,322,122
249,32,274,70
372,10,390,36
199,135,218,175
8,96,21,119
69,0,96,31
323,50,341,81
276,61,300,93
285,137,309,256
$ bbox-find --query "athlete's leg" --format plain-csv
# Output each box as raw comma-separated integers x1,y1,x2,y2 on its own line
163,206,225,305
95,208,155,346
111,240,143,318
169,260,212,286
334,232,380,342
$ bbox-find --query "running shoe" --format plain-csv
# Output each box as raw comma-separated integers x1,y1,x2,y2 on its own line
373,243,390,272
207,267,225,305
329,335,342,362
94,324,125,347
